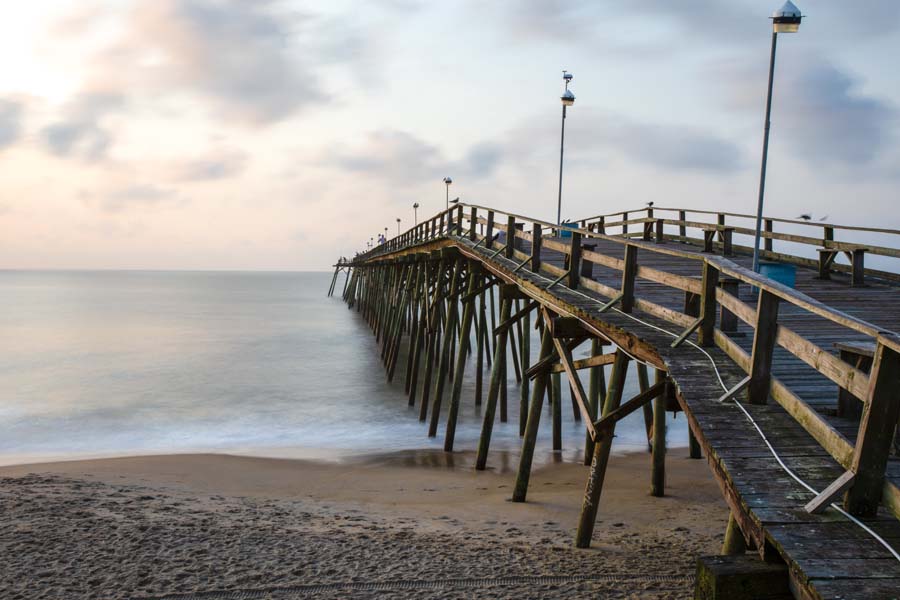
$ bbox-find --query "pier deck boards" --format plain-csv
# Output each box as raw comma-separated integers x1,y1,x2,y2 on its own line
337,206,900,599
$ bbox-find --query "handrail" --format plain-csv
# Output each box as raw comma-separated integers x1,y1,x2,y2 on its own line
579,204,900,236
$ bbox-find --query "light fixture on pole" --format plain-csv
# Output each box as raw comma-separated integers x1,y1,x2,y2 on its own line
443,177,452,211
752,1,803,274
396,218,401,236
557,70,575,227
413,202,419,225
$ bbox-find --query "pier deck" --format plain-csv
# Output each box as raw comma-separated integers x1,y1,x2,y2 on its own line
334,204,900,599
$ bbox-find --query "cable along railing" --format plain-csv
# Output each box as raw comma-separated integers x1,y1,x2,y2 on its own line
351,202,900,522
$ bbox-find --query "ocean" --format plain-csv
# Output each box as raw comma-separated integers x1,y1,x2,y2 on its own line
0,270,687,467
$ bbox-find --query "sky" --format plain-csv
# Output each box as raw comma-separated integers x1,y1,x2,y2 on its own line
0,0,898,271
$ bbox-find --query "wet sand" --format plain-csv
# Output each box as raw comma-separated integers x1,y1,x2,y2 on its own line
0,448,729,599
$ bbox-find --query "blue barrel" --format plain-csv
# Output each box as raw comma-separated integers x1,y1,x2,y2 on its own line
759,261,796,289
559,222,577,239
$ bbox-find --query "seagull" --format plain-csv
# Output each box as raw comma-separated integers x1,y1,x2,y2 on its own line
646,201,654,207
450,197,460,204
796,214,812,221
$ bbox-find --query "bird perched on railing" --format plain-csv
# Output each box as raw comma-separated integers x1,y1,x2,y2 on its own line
797,214,812,221
646,201,654,208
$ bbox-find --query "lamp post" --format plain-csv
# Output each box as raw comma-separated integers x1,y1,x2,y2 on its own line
557,71,575,227
413,202,419,225
443,177,452,211
752,1,803,273
396,218,401,236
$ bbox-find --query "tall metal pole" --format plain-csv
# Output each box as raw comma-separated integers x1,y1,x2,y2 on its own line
557,103,567,227
414,206,418,225
446,184,449,211
752,31,779,274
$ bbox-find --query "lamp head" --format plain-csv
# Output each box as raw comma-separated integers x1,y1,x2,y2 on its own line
443,177,452,185
413,202,419,209
772,1,802,32
561,89,575,106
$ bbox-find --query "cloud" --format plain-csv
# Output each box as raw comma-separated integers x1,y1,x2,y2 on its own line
167,150,249,181
779,62,897,165
39,93,125,161
501,110,743,173
99,183,181,212
61,1,374,125
327,131,505,186
713,57,897,167
0,99,24,149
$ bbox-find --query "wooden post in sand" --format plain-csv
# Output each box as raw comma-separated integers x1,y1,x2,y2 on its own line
575,349,630,548
511,325,555,500
444,263,481,451
552,372,562,451
637,363,653,451
419,254,447,421
428,256,463,437
651,369,667,497
519,302,531,437
475,276,488,406
475,288,514,469
584,339,606,465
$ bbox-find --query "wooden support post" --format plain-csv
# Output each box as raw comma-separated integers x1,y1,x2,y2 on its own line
851,248,866,287
475,280,487,406
721,513,747,555
747,290,780,405
597,216,605,234
511,326,554,495
485,210,495,249
719,278,740,333
651,370,667,497
568,231,582,289
469,207,477,241
622,211,628,236
722,227,734,257
642,220,652,241
631,363,650,453
553,338,597,439
620,245,638,313
678,210,686,238
584,339,606,465
427,258,461,426
843,341,900,516
505,216,516,259
520,303,531,436
474,291,514,470
699,262,719,347
717,213,725,241
552,372,562,451
456,205,464,236
575,349,630,548
655,218,664,243
531,223,542,272
689,428,702,459
444,263,481,451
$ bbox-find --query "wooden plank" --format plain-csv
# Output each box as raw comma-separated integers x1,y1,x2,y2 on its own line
553,338,597,439
845,343,900,516
549,352,616,374
748,290,780,405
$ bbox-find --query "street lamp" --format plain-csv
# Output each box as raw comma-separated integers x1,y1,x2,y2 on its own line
396,218,401,236
413,202,419,225
443,177,452,211
752,1,803,273
557,70,575,227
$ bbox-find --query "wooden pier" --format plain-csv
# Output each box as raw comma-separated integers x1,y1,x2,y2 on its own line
330,204,900,599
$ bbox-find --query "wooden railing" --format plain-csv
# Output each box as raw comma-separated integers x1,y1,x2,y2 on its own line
350,203,900,520
576,206,900,284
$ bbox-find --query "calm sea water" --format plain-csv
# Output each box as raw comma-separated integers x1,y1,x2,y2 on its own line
0,270,686,467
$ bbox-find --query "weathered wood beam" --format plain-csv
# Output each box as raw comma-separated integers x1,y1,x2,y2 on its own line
549,352,616,374
553,338,597,440
747,290,780,405
843,341,900,516
592,380,666,436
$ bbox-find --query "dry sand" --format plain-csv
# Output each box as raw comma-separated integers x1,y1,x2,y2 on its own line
0,448,729,599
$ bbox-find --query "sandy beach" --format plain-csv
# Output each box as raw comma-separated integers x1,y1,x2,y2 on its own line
0,447,728,599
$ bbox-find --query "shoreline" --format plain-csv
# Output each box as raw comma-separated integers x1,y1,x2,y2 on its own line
0,447,729,599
